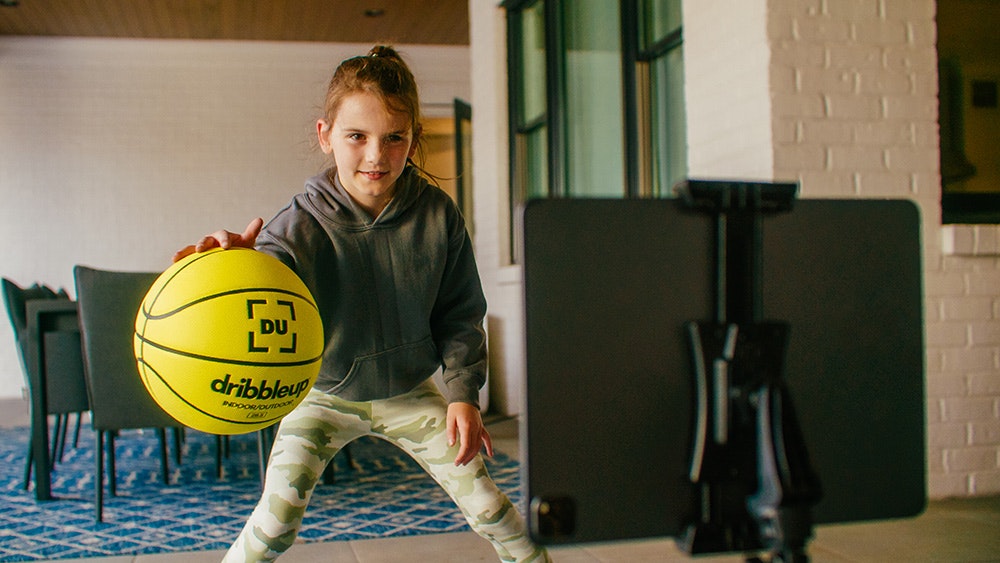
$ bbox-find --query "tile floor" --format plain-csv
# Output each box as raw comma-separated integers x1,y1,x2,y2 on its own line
3,398,999,562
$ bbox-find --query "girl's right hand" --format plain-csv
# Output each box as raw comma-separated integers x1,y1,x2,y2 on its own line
172,217,264,263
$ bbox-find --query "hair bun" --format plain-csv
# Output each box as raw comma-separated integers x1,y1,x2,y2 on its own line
368,45,401,60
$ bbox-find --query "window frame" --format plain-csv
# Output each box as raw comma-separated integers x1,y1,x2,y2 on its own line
505,0,687,260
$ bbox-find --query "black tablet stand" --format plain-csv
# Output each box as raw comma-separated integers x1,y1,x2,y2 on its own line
676,180,823,563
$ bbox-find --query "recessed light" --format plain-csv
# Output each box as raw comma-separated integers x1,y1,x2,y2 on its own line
364,8,385,18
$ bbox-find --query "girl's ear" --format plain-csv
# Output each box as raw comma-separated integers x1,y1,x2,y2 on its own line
408,125,422,159
317,119,333,154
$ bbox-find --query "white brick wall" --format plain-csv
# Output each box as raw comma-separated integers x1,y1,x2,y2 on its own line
765,0,999,498
931,236,1000,496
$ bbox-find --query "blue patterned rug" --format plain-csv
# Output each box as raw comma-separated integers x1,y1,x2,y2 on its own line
0,424,520,561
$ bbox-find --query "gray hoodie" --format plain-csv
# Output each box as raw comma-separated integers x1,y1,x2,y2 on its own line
255,166,487,407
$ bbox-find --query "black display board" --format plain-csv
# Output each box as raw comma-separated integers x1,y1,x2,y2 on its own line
521,196,925,550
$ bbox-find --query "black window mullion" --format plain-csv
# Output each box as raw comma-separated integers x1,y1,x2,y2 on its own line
639,27,683,61
520,114,547,134
546,0,566,198
621,0,640,198
505,2,528,260
501,0,536,11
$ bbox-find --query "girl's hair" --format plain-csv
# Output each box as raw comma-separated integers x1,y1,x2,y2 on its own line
323,45,431,174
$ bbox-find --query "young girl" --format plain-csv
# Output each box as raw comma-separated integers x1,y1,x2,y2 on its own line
174,46,549,562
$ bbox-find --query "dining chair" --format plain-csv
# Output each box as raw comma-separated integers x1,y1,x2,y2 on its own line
2,277,90,500
73,265,182,522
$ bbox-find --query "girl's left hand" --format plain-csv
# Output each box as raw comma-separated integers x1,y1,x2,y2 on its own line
172,217,264,263
447,402,494,466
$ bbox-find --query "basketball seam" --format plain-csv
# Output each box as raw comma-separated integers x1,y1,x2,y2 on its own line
141,247,223,322
142,287,317,320
134,332,322,367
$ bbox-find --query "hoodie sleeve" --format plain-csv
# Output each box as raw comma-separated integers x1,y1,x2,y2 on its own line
430,204,488,407
253,195,303,268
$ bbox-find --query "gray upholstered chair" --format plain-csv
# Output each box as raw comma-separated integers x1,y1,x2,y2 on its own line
2,277,89,500
73,266,181,522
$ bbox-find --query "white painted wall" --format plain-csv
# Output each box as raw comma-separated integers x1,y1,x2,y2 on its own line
468,1,522,415
684,0,773,180
0,37,469,399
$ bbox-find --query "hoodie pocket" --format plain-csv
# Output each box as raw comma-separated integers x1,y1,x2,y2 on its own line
333,337,439,400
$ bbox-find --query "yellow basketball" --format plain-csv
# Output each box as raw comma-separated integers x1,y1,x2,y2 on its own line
133,247,323,435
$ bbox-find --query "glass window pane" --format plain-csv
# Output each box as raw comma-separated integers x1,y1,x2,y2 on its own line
641,0,682,47
458,116,474,237
564,0,624,197
520,1,547,124
525,126,549,200
650,45,687,197
512,126,548,263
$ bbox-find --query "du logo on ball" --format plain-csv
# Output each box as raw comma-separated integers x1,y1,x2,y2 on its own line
247,298,300,354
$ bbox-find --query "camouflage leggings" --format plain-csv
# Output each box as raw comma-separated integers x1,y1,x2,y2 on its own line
222,378,549,562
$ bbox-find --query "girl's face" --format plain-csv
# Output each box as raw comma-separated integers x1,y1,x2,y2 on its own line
317,91,418,218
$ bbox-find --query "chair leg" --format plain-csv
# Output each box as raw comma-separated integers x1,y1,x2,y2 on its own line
342,443,353,469
322,458,335,485
95,430,104,523
50,414,63,462
213,435,232,479
106,432,117,497
172,427,183,466
215,435,224,479
56,414,69,462
158,429,170,485
72,412,83,449
322,443,354,485
23,441,33,490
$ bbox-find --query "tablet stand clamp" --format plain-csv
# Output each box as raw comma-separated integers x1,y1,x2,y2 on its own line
676,180,822,563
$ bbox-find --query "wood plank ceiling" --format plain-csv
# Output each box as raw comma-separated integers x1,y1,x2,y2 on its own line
0,0,469,45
